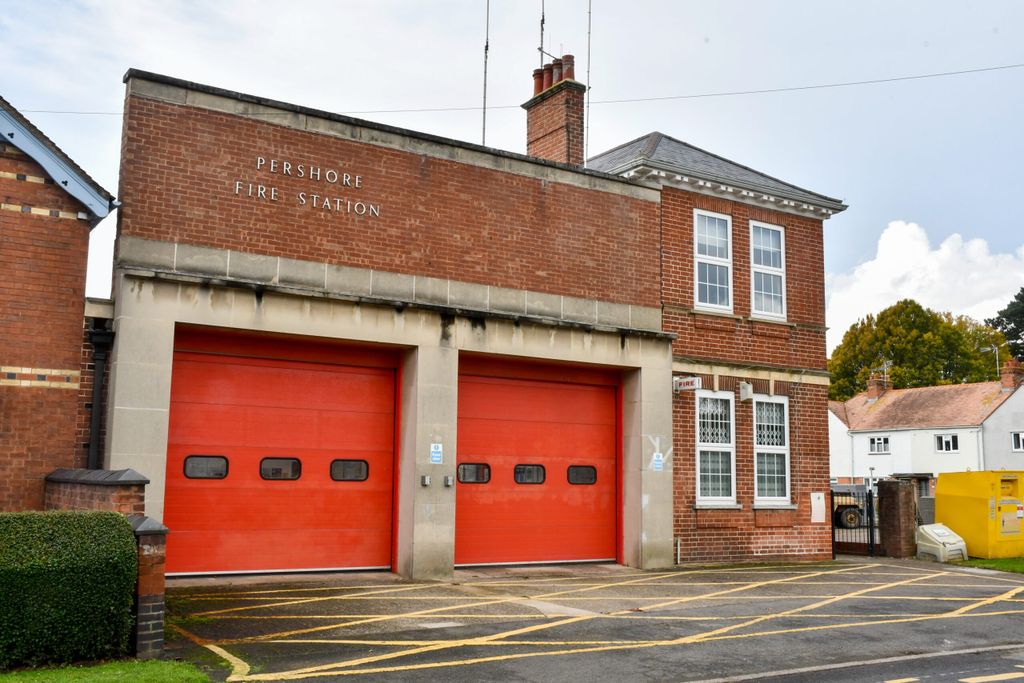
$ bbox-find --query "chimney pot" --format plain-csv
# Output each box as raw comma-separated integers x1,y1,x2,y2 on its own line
562,54,575,81
866,374,890,400
523,55,587,166
551,58,563,85
532,68,544,96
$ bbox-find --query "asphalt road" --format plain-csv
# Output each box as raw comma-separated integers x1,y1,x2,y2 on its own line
165,558,1024,682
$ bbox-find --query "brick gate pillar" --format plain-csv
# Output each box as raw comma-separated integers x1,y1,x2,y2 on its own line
129,515,169,659
877,479,916,558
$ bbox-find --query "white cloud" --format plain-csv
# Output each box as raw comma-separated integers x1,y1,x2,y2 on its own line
826,221,1024,353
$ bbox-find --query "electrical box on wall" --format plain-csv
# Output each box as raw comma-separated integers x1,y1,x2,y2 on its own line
739,381,754,401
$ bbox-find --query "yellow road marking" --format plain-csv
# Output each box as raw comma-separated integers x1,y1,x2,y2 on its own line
171,623,251,678
221,568,683,647
885,678,919,682
174,563,1023,682
230,609,1024,680
675,570,949,644
960,674,1024,682
231,564,872,680
193,583,433,617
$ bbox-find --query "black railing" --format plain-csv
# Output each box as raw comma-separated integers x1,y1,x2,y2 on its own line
831,489,877,557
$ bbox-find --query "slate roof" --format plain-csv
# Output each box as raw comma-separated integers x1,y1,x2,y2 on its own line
0,94,115,221
588,131,846,212
838,382,1013,432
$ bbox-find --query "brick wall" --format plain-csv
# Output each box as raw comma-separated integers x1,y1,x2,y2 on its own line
118,96,660,307
672,378,832,563
1,146,92,512
662,187,827,371
878,479,917,558
44,480,145,515
524,81,586,166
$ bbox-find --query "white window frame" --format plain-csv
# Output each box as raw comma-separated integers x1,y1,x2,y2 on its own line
693,209,733,313
1011,431,1023,452
935,434,960,453
753,395,790,505
695,389,736,504
868,436,890,454
749,220,787,320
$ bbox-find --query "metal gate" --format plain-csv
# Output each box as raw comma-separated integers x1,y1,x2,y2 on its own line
831,489,878,557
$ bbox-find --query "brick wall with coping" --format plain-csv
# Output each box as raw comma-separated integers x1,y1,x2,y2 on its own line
117,94,661,308
41,468,167,658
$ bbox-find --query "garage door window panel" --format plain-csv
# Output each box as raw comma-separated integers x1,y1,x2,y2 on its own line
754,396,789,504
330,459,369,481
184,455,228,479
696,391,735,504
261,457,302,480
567,465,597,485
458,463,491,484
514,464,546,484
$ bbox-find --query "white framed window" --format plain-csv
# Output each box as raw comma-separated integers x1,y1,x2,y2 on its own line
754,396,789,504
694,209,732,312
935,434,959,453
868,436,890,454
750,221,786,319
696,390,736,503
1011,432,1023,452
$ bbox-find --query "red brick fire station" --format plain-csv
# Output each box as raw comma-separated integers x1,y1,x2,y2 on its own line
1,56,845,578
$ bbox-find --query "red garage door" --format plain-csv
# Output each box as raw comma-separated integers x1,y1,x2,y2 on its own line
164,329,396,574
455,359,619,566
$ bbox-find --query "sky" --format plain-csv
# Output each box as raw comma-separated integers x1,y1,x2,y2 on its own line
2,0,1023,353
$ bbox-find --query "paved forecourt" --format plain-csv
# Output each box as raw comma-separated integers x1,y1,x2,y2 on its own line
167,559,1024,682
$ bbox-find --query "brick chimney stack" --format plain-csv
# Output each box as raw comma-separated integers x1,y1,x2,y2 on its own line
1001,359,1024,391
866,374,890,400
522,54,586,166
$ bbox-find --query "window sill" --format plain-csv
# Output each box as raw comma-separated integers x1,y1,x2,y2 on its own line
694,503,743,510
753,503,798,510
692,307,738,319
749,314,790,324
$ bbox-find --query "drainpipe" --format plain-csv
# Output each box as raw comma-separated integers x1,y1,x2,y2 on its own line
87,321,114,470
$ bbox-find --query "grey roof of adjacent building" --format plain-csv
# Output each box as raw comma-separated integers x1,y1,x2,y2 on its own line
0,94,116,223
588,132,847,213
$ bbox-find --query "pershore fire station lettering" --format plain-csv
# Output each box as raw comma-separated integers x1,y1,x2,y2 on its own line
233,155,381,216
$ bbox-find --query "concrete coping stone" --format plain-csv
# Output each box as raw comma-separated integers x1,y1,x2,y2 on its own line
45,467,151,486
122,265,676,342
127,514,170,537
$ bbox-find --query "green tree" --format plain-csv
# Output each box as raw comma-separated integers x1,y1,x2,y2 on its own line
986,286,1024,361
828,299,1008,401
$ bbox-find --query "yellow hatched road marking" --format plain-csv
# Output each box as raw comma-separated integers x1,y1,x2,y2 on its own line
168,563,1024,683
229,564,872,681
228,608,1024,680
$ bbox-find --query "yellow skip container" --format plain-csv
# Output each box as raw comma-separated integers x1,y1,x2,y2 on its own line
935,471,1024,559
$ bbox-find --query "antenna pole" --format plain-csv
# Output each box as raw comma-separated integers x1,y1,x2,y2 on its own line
539,0,545,67
482,0,490,145
585,0,592,165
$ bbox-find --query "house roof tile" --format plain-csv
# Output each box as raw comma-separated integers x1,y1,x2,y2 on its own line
841,381,1012,431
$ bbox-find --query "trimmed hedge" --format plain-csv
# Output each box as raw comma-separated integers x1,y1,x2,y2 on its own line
0,511,137,669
